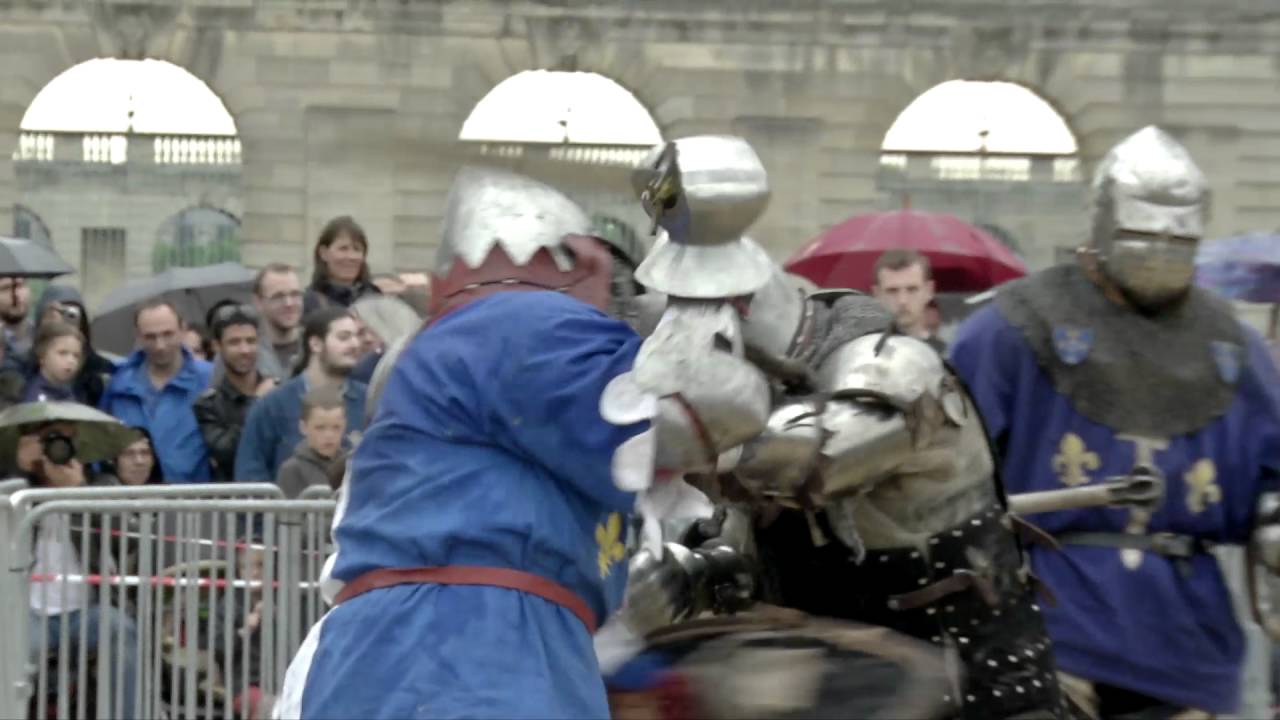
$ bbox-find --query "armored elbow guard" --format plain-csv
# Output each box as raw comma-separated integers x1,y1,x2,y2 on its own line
1254,493,1280,573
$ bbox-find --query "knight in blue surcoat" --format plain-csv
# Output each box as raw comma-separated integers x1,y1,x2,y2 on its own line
951,126,1280,718
271,167,771,720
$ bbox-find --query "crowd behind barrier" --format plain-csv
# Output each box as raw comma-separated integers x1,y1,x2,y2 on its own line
0,482,337,720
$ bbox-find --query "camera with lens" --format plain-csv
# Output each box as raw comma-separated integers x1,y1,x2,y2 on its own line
40,431,78,466
56,304,82,325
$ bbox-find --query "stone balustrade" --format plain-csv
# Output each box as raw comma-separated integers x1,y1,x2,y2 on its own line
879,151,1082,185
13,131,242,166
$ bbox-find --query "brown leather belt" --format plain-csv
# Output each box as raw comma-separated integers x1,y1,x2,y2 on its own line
333,566,598,633
887,570,1000,611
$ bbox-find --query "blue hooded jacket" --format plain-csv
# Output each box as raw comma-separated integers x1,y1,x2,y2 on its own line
99,346,213,482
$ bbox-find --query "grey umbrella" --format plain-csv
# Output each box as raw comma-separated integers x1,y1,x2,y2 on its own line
0,401,142,465
0,235,75,278
90,262,257,355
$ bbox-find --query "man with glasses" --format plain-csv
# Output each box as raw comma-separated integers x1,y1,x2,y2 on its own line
100,299,213,482
195,304,275,482
0,275,34,356
253,264,305,377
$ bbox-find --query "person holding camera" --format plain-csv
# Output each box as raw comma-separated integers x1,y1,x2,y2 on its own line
15,416,139,719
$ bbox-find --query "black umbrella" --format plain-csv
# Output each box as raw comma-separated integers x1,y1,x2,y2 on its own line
90,262,256,355
0,235,74,279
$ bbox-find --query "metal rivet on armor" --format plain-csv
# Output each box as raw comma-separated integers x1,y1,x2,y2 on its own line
1033,680,1042,688
887,599,900,610
958,636,970,645
918,578,928,586
993,690,1003,698
993,610,1002,617
944,605,954,612
1024,650,1035,658
1016,686,1025,694
935,562,946,569
1007,655,1017,663
910,551,920,558
966,695,976,703
948,627,959,633
880,555,889,562
1032,604,1041,612
926,608,936,615
987,659,997,667
943,695,952,704
971,518,981,526
931,636,942,643
970,619,979,626
952,530,963,537
929,538,940,545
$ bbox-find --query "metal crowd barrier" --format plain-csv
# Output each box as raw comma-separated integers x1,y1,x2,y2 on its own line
0,484,337,720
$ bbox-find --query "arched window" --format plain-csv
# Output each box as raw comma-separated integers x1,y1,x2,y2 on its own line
12,205,52,248
153,207,241,272
460,70,660,145
22,58,236,136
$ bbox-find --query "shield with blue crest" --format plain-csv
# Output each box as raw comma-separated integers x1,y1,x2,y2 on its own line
1053,326,1094,366
1210,341,1244,384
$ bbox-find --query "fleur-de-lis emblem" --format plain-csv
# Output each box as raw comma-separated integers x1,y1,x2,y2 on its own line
1052,433,1100,487
596,513,626,579
1185,459,1222,514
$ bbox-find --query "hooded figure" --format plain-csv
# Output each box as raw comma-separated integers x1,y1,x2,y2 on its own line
31,285,116,406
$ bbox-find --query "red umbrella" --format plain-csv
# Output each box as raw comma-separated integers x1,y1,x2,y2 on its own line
784,210,1028,293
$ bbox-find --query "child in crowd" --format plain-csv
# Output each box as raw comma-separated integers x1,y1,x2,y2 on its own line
275,386,345,498
22,322,85,403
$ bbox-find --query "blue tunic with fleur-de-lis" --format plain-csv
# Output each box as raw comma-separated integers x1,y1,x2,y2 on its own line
951,302,1280,714
296,291,642,720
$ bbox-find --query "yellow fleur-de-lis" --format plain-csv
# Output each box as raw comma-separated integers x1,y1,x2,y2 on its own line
1052,433,1100,487
1185,459,1222,514
596,513,626,578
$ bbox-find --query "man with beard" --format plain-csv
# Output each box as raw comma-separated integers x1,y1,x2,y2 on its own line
252,264,305,377
0,275,33,356
950,126,1280,718
195,305,277,482
233,307,366,484
100,299,213,482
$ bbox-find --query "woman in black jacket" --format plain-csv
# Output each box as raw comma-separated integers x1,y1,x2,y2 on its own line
302,216,381,315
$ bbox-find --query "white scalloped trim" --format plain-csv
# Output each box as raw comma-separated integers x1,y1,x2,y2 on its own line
612,429,658,493
600,372,658,425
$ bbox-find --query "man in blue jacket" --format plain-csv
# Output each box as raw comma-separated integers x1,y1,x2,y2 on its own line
233,307,365,484
100,298,213,482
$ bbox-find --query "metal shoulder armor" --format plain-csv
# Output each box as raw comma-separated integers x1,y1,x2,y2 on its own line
735,332,985,506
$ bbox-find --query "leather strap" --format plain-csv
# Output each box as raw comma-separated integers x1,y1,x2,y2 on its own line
887,569,999,612
333,566,598,633
1055,531,1211,559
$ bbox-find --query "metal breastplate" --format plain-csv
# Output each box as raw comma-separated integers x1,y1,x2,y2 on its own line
995,264,1244,437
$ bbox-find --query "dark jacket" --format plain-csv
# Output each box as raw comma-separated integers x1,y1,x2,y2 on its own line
302,279,381,315
21,374,76,403
276,441,339,498
194,376,257,482
99,347,213,482
233,375,366,483
31,285,116,406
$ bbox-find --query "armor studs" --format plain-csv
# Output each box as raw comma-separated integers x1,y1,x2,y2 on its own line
929,537,940,545
935,561,946,569
910,551,920,558
1016,686,1025,694
958,636,970,645
918,578,928,585
944,605,954,612
948,626,959,633
926,608,937,615
931,635,942,643
987,659,998,667
971,518,982,526
966,695,976,703
1033,680,1042,688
